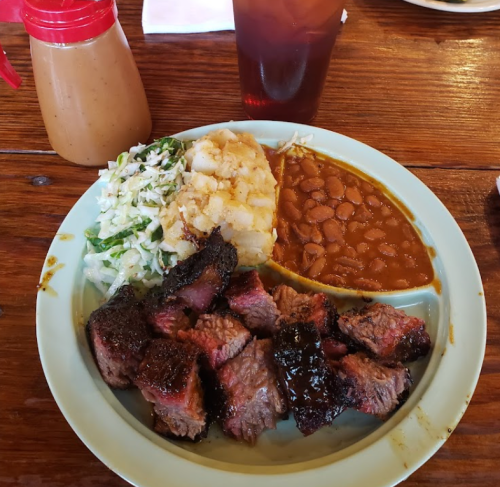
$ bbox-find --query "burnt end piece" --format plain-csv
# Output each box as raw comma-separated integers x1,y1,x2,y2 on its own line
338,303,431,363
87,285,152,389
142,288,190,339
225,270,280,336
216,338,287,444
177,313,251,369
134,339,207,441
273,284,334,336
338,353,412,420
162,227,238,314
273,322,344,436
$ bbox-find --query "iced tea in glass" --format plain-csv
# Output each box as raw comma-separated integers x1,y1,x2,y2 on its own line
232,0,346,123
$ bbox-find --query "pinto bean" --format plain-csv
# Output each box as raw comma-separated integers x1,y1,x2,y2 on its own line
304,198,317,211
354,204,372,223
308,257,326,278
403,224,415,241
336,256,364,270
364,228,386,241
291,174,305,187
324,165,341,176
353,278,382,291
305,242,326,257
403,256,416,268
346,174,360,187
347,221,365,233
291,223,312,243
336,202,355,220
283,201,302,221
277,220,290,243
301,251,313,271
356,242,370,254
343,246,358,258
401,240,411,250
345,186,363,205
281,188,298,203
326,198,340,209
325,176,344,199
393,279,410,289
326,243,341,254
378,243,397,257
369,258,386,273
361,181,374,193
311,190,327,202
300,177,325,193
310,226,324,244
322,274,346,287
332,264,357,275
300,157,320,177
366,195,381,208
323,219,345,244
381,205,392,217
306,205,335,223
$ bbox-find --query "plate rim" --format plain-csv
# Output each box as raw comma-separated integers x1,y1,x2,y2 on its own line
36,120,487,487
403,0,500,13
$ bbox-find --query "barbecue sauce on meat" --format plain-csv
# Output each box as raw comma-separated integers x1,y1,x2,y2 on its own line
87,225,432,444
273,322,344,436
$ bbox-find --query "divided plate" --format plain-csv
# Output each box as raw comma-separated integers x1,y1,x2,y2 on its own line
36,120,486,487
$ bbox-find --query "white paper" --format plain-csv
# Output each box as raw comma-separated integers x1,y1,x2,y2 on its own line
142,0,234,34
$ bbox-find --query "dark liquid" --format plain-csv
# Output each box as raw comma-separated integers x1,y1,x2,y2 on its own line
234,7,343,123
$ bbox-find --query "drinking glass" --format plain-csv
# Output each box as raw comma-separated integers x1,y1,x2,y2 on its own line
232,0,346,123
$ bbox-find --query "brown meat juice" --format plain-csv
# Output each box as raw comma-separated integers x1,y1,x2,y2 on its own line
233,0,344,122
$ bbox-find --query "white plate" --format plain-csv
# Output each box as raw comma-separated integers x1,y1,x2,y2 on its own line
403,0,500,13
36,121,486,487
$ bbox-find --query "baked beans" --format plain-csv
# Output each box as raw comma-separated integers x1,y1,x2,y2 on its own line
267,147,434,292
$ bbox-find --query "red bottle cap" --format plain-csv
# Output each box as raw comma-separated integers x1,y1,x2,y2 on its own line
23,0,117,43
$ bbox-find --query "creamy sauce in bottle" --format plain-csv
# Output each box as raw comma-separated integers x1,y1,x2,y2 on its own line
26,1,152,166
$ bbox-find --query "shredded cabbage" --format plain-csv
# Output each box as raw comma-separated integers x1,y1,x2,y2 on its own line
83,137,187,299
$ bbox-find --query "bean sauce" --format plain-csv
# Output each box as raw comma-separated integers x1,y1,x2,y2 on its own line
267,147,434,292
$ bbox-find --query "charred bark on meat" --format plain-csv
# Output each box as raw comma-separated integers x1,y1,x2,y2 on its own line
87,285,152,389
161,227,238,314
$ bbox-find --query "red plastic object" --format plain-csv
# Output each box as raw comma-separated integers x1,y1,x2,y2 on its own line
0,0,24,22
0,42,22,88
0,0,118,88
23,0,117,43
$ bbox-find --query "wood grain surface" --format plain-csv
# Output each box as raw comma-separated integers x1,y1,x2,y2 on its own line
0,0,499,486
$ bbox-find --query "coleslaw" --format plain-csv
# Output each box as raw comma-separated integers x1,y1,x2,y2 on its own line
83,137,187,299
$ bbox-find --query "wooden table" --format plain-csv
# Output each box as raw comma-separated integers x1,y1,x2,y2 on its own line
1,0,499,485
